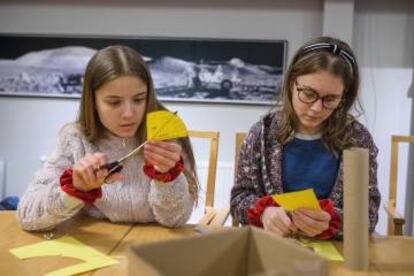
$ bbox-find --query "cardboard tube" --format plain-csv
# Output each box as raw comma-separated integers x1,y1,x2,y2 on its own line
343,147,369,271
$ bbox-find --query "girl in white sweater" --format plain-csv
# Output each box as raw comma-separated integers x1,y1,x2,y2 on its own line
17,45,199,231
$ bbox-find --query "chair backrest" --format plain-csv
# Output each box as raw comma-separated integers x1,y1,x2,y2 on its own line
387,135,414,235
234,132,247,175
232,132,247,226
188,130,219,209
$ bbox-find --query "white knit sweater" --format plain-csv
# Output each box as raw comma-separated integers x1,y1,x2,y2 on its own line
17,123,194,231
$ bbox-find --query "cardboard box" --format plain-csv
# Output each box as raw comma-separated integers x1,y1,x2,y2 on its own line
128,226,328,276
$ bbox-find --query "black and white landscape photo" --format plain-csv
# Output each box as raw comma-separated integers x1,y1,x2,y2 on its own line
0,35,287,105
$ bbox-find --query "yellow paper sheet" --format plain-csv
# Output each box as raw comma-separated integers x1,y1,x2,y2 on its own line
298,239,344,261
9,235,118,276
272,189,321,211
147,110,188,141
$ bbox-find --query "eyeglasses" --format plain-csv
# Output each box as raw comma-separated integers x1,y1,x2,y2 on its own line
295,80,342,110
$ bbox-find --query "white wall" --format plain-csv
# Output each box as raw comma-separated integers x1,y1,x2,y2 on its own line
354,0,414,234
0,0,322,196
0,0,413,234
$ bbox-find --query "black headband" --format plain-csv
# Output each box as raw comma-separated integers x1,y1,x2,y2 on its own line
302,42,355,68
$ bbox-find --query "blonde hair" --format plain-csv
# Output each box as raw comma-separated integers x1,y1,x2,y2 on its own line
77,45,199,201
276,36,360,153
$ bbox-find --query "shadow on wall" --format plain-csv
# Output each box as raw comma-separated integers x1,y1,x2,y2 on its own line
404,63,414,235
403,7,414,235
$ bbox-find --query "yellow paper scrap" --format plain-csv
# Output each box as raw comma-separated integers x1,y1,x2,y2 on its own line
298,239,344,261
9,235,118,276
271,189,321,211
147,110,188,141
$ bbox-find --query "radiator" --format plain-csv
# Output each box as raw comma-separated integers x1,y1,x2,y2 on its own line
188,161,234,224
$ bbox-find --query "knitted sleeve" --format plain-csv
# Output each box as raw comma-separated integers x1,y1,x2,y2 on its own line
147,152,194,227
17,124,85,231
353,122,381,234
331,121,381,239
230,121,265,224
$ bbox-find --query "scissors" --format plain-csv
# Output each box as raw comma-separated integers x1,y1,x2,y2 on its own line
97,111,178,181
98,141,148,181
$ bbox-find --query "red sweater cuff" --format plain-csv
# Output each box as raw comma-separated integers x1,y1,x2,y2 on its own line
315,199,341,240
246,195,279,227
143,157,184,183
246,196,340,240
60,168,102,204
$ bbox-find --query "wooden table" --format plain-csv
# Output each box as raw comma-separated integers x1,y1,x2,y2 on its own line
93,224,200,276
0,211,133,276
329,236,414,276
1,211,413,275
97,227,414,276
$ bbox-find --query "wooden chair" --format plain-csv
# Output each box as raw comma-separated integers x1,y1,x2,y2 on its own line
187,130,222,226
384,135,414,235
232,132,247,226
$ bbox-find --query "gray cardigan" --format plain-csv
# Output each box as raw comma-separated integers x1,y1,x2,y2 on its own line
17,123,194,231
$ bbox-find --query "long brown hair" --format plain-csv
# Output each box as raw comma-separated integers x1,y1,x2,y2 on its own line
276,36,361,153
77,45,199,201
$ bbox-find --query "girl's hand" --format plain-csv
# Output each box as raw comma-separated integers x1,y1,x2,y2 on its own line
144,141,182,173
72,153,123,192
261,206,298,237
292,208,331,237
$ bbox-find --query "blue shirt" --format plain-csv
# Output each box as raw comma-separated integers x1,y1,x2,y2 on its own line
282,134,339,199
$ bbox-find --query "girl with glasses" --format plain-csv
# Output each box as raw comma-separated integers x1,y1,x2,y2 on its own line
231,36,380,239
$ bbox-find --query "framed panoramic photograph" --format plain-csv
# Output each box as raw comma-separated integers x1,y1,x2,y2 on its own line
0,34,287,105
